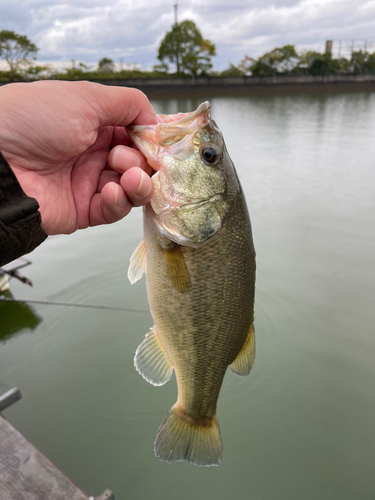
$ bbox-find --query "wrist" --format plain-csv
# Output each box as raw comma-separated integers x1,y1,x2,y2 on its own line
0,151,47,266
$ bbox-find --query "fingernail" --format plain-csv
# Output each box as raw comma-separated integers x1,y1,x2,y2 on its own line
111,148,121,168
112,148,140,169
136,170,152,197
113,184,128,208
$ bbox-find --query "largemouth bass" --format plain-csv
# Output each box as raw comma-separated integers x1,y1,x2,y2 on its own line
127,102,256,466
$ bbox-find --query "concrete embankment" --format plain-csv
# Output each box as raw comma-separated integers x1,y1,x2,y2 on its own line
1,75,375,97
90,74,375,98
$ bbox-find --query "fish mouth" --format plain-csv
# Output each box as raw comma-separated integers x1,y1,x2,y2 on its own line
127,102,212,171
158,101,210,125
154,102,211,152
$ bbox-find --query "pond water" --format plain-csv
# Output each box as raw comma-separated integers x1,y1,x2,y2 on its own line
1,91,375,500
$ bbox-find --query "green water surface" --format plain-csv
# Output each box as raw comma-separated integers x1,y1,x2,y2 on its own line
1,92,375,500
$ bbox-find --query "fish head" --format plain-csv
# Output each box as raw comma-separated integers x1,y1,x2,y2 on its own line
128,102,239,247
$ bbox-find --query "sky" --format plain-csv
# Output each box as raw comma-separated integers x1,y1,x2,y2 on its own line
1,0,375,71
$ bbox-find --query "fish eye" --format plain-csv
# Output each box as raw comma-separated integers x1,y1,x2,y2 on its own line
201,145,219,165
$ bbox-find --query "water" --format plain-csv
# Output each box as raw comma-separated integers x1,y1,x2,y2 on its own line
1,92,375,499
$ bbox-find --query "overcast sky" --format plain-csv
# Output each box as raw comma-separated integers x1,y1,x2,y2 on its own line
1,0,374,71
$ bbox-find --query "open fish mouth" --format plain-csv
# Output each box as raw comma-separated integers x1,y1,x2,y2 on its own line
127,100,229,247
128,102,212,171
158,101,211,125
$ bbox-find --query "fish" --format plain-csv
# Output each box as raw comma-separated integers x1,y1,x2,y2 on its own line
126,102,256,466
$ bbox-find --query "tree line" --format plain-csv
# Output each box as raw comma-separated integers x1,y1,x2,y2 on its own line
1,23,375,82
228,45,375,77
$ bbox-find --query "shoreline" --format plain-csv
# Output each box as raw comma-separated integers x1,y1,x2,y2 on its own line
1,74,375,98
90,74,375,98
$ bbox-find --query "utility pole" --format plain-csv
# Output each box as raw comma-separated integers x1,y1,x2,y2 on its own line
174,2,178,24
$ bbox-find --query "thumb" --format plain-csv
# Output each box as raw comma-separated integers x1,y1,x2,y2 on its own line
84,83,159,128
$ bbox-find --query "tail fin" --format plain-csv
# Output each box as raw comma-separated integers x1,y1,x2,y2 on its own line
154,405,222,466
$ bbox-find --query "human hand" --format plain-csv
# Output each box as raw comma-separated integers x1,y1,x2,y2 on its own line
0,80,158,235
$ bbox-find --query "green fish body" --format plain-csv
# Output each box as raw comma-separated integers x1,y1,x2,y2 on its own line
127,102,256,466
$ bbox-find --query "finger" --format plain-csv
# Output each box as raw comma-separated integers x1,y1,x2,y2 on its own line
85,83,159,127
120,167,153,207
89,182,132,226
97,170,121,192
108,145,153,176
111,126,131,148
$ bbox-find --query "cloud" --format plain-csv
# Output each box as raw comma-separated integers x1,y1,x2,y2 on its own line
1,0,374,69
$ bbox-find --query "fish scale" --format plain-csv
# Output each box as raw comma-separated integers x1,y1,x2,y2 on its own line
127,101,256,466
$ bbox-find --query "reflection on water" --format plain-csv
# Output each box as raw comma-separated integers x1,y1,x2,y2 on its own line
156,97,206,115
0,92,374,500
0,291,42,342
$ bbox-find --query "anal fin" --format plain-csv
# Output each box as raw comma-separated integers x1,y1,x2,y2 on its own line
230,323,255,376
134,327,173,386
128,238,146,284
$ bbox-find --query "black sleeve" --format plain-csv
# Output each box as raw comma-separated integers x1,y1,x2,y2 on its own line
0,152,47,267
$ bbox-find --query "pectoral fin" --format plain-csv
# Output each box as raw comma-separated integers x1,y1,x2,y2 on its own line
161,244,191,293
134,327,173,386
128,239,146,284
230,324,255,376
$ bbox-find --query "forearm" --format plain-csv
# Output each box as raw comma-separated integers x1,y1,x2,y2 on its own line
0,152,47,266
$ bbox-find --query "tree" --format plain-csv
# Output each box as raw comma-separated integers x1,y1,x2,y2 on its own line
250,45,299,76
220,63,244,77
0,30,38,81
23,64,52,80
364,52,375,74
348,50,375,74
97,57,115,73
63,62,90,80
298,51,342,76
153,62,169,74
157,20,216,76
238,55,256,75
349,50,367,74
